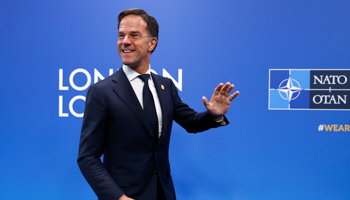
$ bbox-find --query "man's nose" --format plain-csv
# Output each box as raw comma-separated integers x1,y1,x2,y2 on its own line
122,35,132,44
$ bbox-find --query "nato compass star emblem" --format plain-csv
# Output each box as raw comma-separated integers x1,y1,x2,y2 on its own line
269,69,311,110
277,77,302,102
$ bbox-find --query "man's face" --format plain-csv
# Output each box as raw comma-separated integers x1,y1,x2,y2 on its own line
117,15,157,70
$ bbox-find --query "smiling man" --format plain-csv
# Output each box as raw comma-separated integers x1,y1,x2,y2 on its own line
117,13,156,74
78,8,239,200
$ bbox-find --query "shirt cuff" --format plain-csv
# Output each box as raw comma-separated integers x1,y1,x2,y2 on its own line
215,116,226,125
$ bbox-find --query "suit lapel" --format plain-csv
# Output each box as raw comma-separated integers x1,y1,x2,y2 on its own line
112,68,154,137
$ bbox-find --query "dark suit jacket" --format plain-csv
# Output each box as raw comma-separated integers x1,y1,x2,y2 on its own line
77,68,228,200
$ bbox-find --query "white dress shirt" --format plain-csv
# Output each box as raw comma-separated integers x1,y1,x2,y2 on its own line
122,65,163,138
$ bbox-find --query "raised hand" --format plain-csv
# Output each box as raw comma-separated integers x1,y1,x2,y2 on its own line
202,82,239,120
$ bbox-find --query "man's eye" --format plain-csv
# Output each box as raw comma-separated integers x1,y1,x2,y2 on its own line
132,34,140,38
118,34,125,38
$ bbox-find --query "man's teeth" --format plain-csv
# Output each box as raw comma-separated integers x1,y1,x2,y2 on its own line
123,50,133,53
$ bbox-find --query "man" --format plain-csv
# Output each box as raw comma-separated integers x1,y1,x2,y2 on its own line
78,8,239,200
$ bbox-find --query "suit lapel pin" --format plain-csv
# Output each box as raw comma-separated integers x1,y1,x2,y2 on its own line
161,85,165,90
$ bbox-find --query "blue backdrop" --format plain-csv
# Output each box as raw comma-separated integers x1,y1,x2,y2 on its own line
1,0,349,199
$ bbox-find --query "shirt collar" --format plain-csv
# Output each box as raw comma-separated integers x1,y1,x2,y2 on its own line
122,64,152,82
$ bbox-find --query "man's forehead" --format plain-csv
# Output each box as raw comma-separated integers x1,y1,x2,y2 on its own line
119,15,147,31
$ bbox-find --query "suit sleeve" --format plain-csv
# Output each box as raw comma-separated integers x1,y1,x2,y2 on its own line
77,84,124,200
169,80,229,133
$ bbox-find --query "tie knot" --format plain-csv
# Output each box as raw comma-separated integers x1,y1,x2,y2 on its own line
139,74,150,83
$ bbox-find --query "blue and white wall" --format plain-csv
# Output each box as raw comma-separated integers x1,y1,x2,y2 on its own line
1,1,350,199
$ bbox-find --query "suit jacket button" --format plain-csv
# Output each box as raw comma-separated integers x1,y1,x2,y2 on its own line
153,170,158,176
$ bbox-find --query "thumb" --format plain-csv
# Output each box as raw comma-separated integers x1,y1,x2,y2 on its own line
202,96,209,106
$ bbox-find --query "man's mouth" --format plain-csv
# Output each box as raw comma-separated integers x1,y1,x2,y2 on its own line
122,50,135,53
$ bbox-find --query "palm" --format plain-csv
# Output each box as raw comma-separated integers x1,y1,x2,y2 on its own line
203,82,239,119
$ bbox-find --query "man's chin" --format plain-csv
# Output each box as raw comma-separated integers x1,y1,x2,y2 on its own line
121,59,134,66
122,62,138,69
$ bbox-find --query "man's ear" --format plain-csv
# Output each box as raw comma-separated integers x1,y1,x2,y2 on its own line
149,37,157,52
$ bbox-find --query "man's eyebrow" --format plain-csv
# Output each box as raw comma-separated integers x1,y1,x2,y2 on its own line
118,31,141,34
130,31,141,34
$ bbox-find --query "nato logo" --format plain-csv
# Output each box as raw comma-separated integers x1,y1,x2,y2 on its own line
269,69,350,110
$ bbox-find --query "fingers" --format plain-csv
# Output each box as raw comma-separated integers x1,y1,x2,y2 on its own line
214,83,224,95
219,82,234,96
228,91,240,101
202,96,209,106
214,82,239,100
225,83,235,95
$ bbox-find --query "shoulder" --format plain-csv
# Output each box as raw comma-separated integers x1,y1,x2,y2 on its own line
92,68,123,89
151,72,173,85
93,74,114,88
85,69,123,99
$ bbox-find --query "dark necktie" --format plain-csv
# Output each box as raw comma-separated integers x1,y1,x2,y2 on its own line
139,74,159,143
